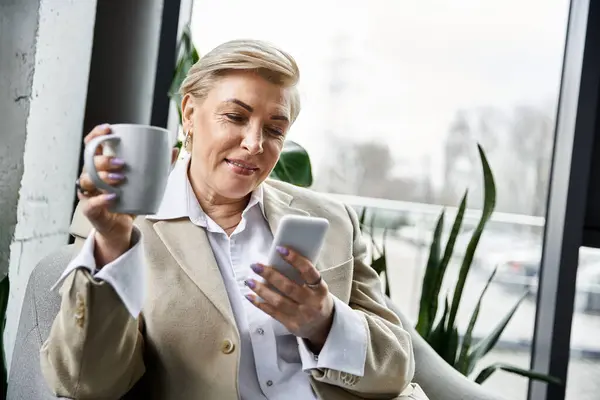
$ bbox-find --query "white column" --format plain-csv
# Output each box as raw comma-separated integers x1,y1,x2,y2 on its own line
0,0,98,367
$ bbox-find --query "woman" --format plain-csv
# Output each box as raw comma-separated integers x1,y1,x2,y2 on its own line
41,39,428,400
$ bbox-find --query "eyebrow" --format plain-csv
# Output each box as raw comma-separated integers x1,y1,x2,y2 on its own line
225,98,289,122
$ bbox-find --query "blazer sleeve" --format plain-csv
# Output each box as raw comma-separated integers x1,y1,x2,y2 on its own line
40,236,146,399
309,204,416,398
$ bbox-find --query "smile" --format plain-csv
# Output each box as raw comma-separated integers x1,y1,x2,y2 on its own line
225,159,259,174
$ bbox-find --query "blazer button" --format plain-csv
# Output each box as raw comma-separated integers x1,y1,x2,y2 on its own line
221,339,235,354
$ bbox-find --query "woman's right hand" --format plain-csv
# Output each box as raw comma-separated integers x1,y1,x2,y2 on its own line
77,124,180,266
77,124,134,266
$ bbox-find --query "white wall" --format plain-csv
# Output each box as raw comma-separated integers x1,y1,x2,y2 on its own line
1,0,97,368
0,1,38,284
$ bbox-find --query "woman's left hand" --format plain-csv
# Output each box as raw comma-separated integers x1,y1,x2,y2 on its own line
245,246,334,352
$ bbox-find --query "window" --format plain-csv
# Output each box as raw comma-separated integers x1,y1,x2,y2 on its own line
191,1,575,398
566,247,600,399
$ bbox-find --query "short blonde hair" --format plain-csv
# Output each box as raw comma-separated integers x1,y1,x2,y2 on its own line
180,39,301,123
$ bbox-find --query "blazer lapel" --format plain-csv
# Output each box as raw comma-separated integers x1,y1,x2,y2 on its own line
262,183,333,272
150,183,317,329
152,219,237,328
262,182,308,235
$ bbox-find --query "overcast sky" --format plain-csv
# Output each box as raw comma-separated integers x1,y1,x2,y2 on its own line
191,0,570,180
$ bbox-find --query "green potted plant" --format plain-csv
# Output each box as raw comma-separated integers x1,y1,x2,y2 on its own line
362,144,559,386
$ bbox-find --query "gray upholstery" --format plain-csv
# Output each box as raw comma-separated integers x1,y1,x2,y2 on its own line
8,245,505,400
384,300,506,400
7,245,78,400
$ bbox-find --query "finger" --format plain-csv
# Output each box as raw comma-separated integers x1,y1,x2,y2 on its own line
78,172,99,194
84,124,111,144
244,278,297,315
81,192,117,220
79,171,125,193
93,155,126,172
245,294,288,322
76,191,90,202
276,247,324,289
250,263,305,304
84,124,112,155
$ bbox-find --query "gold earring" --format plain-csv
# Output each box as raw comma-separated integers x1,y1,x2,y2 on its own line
184,129,192,152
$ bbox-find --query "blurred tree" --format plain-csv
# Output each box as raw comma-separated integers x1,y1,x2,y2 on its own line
442,106,554,216
315,139,423,201
353,142,395,198
510,106,554,217
442,111,475,205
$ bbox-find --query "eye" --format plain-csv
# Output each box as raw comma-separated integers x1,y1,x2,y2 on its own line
225,113,245,123
266,126,284,136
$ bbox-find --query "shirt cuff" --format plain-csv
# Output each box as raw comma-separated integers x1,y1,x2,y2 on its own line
298,296,368,377
51,228,146,317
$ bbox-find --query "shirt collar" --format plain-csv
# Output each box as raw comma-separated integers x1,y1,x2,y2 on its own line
146,155,266,223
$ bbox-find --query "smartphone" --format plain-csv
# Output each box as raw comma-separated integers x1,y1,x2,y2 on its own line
266,215,330,288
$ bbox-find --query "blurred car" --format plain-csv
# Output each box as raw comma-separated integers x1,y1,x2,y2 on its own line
350,205,410,234
488,248,542,292
460,229,542,274
490,248,600,313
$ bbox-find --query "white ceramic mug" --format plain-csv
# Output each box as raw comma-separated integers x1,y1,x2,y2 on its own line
83,124,172,215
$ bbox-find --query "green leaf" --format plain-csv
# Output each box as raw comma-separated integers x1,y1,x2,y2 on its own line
457,265,498,375
427,295,450,349
358,207,367,227
474,363,562,386
467,290,528,373
371,253,387,276
381,230,390,296
415,211,444,337
368,211,383,257
383,272,391,297
428,296,459,366
430,192,467,341
444,326,460,366
447,144,496,330
436,193,467,291
191,47,200,64
270,140,313,187
357,207,371,244
168,24,200,121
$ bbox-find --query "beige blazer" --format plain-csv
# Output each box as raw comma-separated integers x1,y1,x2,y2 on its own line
40,179,428,400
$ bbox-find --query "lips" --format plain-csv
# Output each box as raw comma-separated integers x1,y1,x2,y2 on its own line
225,158,259,171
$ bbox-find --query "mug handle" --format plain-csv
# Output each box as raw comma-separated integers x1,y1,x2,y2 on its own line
83,135,122,195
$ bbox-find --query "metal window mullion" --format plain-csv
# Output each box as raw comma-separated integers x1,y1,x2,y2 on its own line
528,0,600,399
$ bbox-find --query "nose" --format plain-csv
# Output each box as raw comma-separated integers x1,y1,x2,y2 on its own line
241,125,264,155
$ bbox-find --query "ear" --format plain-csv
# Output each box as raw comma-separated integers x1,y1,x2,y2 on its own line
181,94,195,132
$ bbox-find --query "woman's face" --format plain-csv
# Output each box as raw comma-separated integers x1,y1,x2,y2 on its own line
182,71,292,201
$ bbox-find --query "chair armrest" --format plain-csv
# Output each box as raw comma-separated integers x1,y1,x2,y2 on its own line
7,246,78,399
385,297,507,400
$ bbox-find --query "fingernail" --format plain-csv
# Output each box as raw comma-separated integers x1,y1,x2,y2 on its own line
245,279,256,289
276,246,289,256
108,173,125,180
101,123,111,130
110,158,125,166
105,193,117,200
250,263,263,274
245,294,254,302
